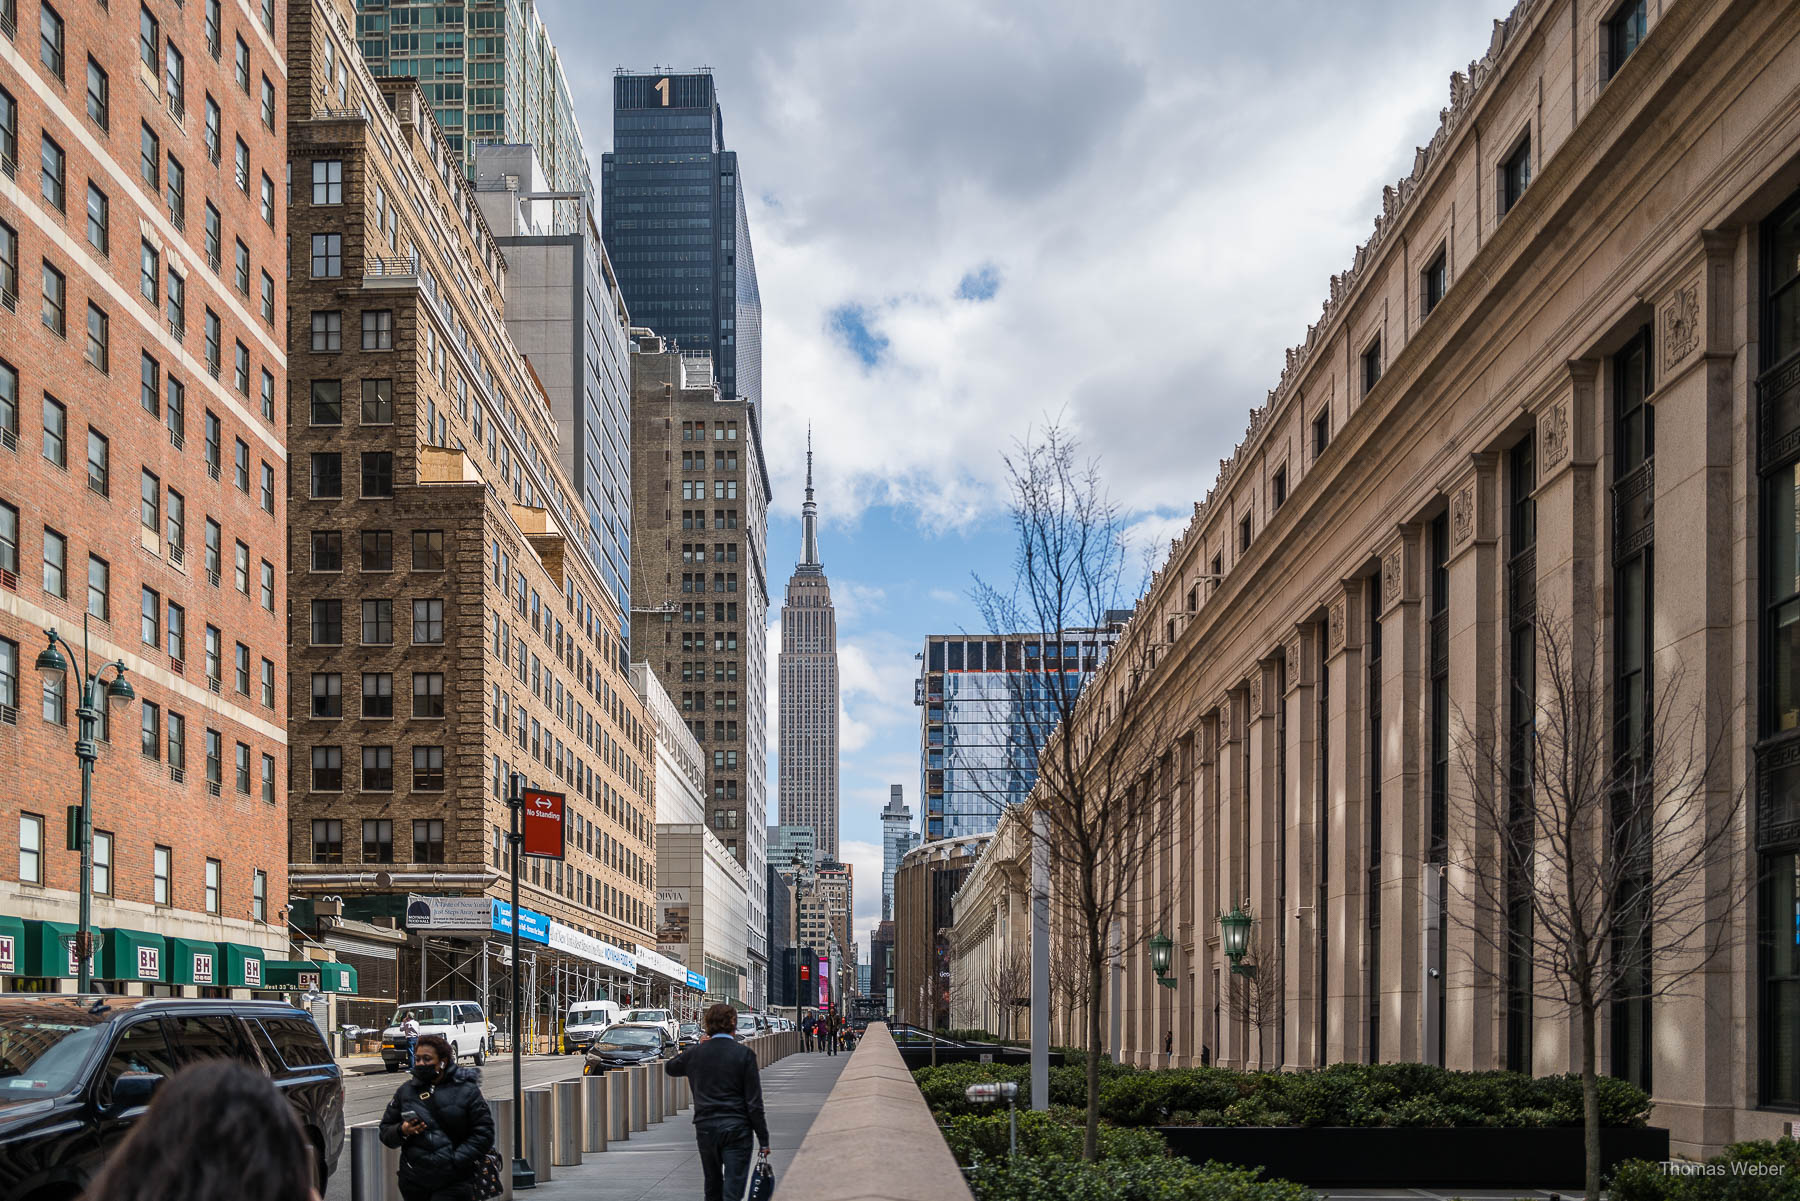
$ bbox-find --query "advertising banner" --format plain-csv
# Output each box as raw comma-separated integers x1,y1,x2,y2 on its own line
490,900,550,944
521,789,566,859
818,956,829,1008
405,895,493,931
546,921,637,974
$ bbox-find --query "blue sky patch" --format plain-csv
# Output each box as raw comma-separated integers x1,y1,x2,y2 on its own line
955,264,1001,301
828,303,890,368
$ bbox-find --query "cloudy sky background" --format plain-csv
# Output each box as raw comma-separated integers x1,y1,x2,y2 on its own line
541,0,1506,963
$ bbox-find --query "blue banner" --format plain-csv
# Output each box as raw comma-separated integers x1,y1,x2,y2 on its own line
685,969,708,992
490,899,550,945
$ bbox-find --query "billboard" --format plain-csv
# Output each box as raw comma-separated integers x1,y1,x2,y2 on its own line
521,789,566,858
818,956,829,1008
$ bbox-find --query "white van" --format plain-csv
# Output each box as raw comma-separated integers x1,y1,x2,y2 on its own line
381,1001,489,1071
563,1000,621,1054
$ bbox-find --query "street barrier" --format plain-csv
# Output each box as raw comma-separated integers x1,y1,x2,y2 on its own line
349,1123,401,1201
677,1075,691,1110
646,1062,664,1124
581,1074,608,1152
524,1086,554,1184
662,1067,677,1117
628,1065,648,1131
553,1079,584,1166
486,1096,515,1201
607,1069,629,1142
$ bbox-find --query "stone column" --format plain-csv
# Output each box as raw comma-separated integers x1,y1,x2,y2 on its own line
1443,453,1503,1070
1283,624,1319,1069
1323,580,1366,1064
1196,713,1221,1068
1215,689,1251,1068
1176,731,1199,1066
1246,660,1282,1069
1377,525,1426,1063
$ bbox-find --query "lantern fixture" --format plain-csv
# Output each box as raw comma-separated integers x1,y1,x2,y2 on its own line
1219,903,1256,976
1148,932,1176,989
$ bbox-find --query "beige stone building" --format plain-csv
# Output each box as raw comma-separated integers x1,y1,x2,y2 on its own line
941,0,1800,1155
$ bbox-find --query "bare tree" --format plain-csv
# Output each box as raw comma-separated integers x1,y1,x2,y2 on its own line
1223,930,1284,1071
1448,609,1745,1201
978,944,1033,1041
971,423,1177,1160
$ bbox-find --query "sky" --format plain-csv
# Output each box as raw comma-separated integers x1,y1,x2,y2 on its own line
539,0,1507,964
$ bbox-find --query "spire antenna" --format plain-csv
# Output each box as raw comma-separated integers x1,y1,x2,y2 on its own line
800,426,821,569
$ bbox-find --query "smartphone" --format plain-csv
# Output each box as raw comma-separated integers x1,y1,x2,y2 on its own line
404,1109,425,1123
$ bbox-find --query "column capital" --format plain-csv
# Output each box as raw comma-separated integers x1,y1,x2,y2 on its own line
1538,360,1600,484
1443,452,1501,561
1248,661,1280,722
1283,624,1316,693
1376,524,1423,616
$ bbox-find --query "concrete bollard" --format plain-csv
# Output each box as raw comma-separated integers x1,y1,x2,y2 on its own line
607,1070,630,1142
628,1065,649,1131
581,1074,608,1152
661,1068,677,1118
349,1123,401,1201
553,1079,583,1166
486,1097,515,1201
645,1063,664,1124
524,1086,554,1184
679,1075,691,1110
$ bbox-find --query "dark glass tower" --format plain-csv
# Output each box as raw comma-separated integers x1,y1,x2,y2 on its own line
603,71,762,418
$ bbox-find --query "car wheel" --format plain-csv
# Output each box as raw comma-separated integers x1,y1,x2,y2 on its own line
385,1061,400,1073
474,1042,487,1066
311,1132,330,1190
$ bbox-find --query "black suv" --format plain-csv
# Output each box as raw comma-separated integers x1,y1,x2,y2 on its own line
0,997,346,1201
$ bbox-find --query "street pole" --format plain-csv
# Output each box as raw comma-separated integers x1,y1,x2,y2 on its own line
1030,810,1049,1112
508,773,535,1190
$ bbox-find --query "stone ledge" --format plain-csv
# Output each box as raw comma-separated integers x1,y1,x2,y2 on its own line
779,1023,972,1201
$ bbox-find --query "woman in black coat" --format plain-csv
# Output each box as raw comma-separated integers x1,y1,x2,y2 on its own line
379,1033,494,1201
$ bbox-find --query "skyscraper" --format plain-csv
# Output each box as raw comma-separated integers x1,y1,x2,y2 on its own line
881,786,917,921
602,71,762,414
778,439,840,859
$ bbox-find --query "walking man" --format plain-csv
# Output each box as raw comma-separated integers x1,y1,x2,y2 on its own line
401,1014,421,1069
665,1002,771,1201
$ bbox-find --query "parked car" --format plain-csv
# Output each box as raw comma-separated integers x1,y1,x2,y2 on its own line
582,1025,671,1073
675,1021,701,1050
0,996,346,1201
615,1007,678,1042
379,1001,488,1071
563,1000,621,1055
733,1012,760,1040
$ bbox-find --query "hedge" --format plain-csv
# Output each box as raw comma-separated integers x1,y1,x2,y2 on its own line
939,1108,1169,1166
1610,1140,1800,1201
964,1157,1317,1201
914,1059,1143,1116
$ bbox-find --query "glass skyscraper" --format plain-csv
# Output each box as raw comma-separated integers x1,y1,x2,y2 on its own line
603,71,762,415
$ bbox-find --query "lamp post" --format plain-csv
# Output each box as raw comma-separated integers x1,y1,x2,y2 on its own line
1219,903,1256,976
34,620,134,994
506,772,535,1190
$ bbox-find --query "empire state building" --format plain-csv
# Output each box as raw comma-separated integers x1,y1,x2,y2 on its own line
778,438,841,859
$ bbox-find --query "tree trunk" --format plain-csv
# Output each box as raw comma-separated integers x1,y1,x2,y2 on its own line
1581,1000,1600,1201
1085,935,1104,1162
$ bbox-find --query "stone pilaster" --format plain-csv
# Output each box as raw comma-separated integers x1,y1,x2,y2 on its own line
1323,579,1367,1063
1215,689,1252,1068
1377,523,1426,1063
1283,623,1320,1069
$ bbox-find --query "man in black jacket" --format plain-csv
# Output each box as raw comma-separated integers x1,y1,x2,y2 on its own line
379,1034,495,1201
665,1002,770,1201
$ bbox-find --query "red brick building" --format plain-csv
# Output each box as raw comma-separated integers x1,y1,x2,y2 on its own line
0,0,291,990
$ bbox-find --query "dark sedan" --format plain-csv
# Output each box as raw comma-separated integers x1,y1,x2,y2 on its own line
582,1025,671,1073
0,996,346,1201
675,1022,701,1051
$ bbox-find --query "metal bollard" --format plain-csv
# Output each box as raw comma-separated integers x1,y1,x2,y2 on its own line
581,1074,608,1152
349,1123,401,1201
607,1070,630,1142
486,1097,515,1201
628,1065,648,1131
524,1086,554,1184
553,1079,583,1166
645,1063,664,1124
679,1075,691,1110
660,1069,675,1118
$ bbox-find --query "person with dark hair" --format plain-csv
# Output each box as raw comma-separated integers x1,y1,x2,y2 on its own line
664,1002,770,1201
85,1059,319,1201
380,1033,494,1201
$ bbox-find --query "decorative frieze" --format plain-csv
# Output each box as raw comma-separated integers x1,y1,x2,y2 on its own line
1659,281,1700,374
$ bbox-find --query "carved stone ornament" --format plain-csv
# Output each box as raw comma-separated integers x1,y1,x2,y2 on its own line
1328,600,1347,651
1248,673,1263,716
1540,401,1569,469
1381,548,1402,607
1451,484,1476,546
1284,635,1302,687
1660,282,1700,372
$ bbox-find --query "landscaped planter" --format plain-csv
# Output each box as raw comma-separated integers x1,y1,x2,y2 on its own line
898,1045,1065,1070
1158,1124,1670,1188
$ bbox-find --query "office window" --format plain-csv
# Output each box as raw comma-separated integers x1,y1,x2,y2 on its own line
310,746,342,791
361,452,393,498
412,599,444,645
1362,337,1382,395
139,124,159,193
1239,512,1252,553
233,137,248,193
164,41,184,114
361,310,393,350
234,643,249,695
204,310,220,375
42,261,66,335
40,135,66,211
137,4,158,70
1500,134,1531,215
234,742,250,793
166,156,185,227
84,304,109,373
42,396,67,466
362,599,393,645
362,747,393,792
260,174,274,226
260,658,274,707
413,820,445,864
311,530,343,572
362,819,393,863
42,670,65,725
18,814,43,884
261,76,275,130
311,820,342,864
311,672,342,718
204,95,221,164
252,868,267,917
234,34,249,91
312,159,343,204
204,859,220,913
362,672,393,718
86,555,108,621
361,530,394,571
309,452,342,498
86,59,109,128
310,599,343,645
311,311,341,352
413,530,444,571
412,746,445,791
261,370,275,422
310,234,342,278
42,528,66,597
140,353,161,416
39,3,64,78
233,241,250,294
0,504,15,578
0,227,14,312
167,604,183,663
310,379,342,425
361,379,393,423
1423,249,1447,316
1272,465,1288,510
1606,0,1647,81
91,831,112,895
233,342,249,394
153,846,171,904
140,701,160,759
234,541,249,593
412,672,444,718
140,586,160,646
166,489,185,558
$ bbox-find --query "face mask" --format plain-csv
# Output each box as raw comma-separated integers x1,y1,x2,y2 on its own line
412,1063,439,1085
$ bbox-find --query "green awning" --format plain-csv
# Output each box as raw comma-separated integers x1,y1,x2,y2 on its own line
99,929,167,982
170,937,226,986
218,942,267,988
263,959,358,994
0,915,27,975
20,920,78,978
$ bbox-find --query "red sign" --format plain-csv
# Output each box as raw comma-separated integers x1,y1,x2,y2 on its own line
521,789,566,859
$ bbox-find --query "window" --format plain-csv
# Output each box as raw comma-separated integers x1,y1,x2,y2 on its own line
1272,465,1288,510
310,746,342,791
233,137,248,193
91,830,112,895
361,746,394,792
166,274,186,339
362,818,393,863
42,261,66,335
42,528,66,597
0,226,14,311
138,5,159,71
312,159,343,204
412,599,444,645
260,174,274,226
0,91,12,189
166,156,185,227
234,35,249,92
140,471,161,543
360,530,393,571
139,124,159,193
412,672,444,718
153,846,171,904
311,820,342,863
234,542,248,593
260,658,274,707
86,59,109,129
252,868,267,918
1239,512,1252,553
40,135,66,211
234,342,249,394
204,859,220,913
311,530,342,572
1606,0,1646,81
310,379,341,425
42,670,64,724
42,396,66,466
260,370,274,422
261,76,275,130
310,599,342,645
165,604,183,661
166,489,184,557
1411,243,1446,314
1500,134,1531,216
311,311,342,352
234,643,249,694
361,310,394,350
19,814,42,884
233,240,250,293
140,353,161,416
205,0,222,57
1361,337,1382,395
360,452,394,498
311,672,342,718
140,242,160,305
84,303,109,373
412,746,445,791
413,820,445,864
87,555,108,621
204,310,220,375
204,412,221,476
204,204,221,268
139,585,160,645
311,234,342,278
362,672,393,718
413,530,444,571
204,518,221,580
361,379,393,423
204,96,221,164
39,3,64,78
164,41,184,115
140,700,162,759
234,742,250,793
309,452,341,498
259,464,274,514
0,504,15,577
204,625,220,681
361,599,392,645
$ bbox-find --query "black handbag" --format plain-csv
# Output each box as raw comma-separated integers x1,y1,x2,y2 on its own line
747,1157,775,1201
473,1148,505,1201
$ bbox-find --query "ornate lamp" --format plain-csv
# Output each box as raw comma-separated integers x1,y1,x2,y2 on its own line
1148,932,1176,989
1219,903,1256,976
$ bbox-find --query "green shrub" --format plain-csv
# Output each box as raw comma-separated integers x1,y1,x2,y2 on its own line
938,1108,1168,1166
966,1157,1315,1201
1610,1140,1800,1201
912,1062,1031,1115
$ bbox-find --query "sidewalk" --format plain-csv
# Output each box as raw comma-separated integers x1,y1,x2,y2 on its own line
522,1050,848,1201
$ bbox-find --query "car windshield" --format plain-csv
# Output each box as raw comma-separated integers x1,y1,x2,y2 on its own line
735,1017,756,1030
0,1008,106,1097
678,1024,699,1035
568,1009,607,1025
598,1028,660,1048
392,1005,455,1026
622,1010,666,1023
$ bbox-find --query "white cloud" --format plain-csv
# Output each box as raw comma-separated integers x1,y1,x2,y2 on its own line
838,838,887,956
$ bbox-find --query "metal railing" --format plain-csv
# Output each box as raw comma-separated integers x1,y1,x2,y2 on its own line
364,255,420,279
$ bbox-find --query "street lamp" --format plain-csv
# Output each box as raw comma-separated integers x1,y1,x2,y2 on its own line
1148,931,1176,990
1218,903,1256,977
35,621,135,994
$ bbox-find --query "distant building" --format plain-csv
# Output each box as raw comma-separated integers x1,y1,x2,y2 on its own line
768,825,817,878
870,920,896,1015
880,786,917,921
778,441,840,858
856,961,871,997
893,835,991,1030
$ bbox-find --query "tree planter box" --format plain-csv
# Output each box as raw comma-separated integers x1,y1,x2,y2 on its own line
1158,1124,1669,1188
898,1046,1064,1070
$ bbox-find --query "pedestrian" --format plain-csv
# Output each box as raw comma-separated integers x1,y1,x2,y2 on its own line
1200,1043,1211,1067
85,1059,320,1201
402,1013,422,1068
1163,1029,1173,1056
379,1033,496,1201
664,1001,771,1201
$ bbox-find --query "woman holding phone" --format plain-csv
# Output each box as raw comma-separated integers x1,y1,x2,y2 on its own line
379,1033,495,1201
